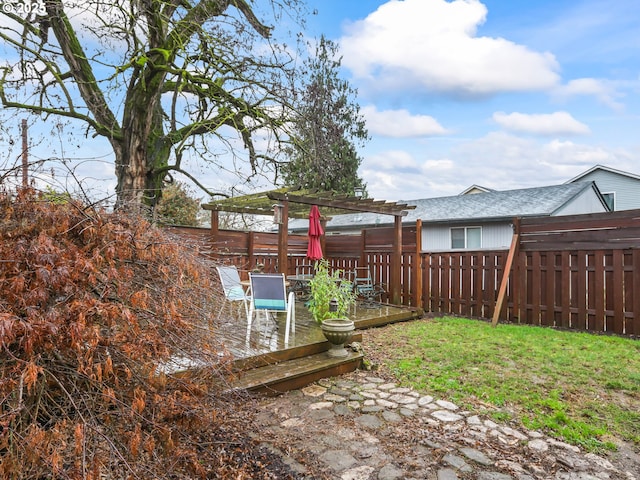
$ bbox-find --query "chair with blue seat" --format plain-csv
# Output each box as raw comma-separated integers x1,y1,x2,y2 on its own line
248,272,296,344
353,266,386,307
216,265,250,319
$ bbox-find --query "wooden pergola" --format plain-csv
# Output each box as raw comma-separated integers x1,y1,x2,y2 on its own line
202,187,416,304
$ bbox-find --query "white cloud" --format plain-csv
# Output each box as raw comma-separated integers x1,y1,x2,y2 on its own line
366,150,420,171
492,111,591,136
542,139,619,165
362,105,450,137
553,78,624,110
362,151,463,200
421,159,455,172
340,0,560,96
359,133,637,201
450,132,632,188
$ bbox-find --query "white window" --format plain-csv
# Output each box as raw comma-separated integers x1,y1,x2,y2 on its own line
450,226,482,249
602,192,615,211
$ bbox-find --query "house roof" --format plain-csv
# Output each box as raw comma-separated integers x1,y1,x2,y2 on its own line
290,182,605,231
565,164,640,183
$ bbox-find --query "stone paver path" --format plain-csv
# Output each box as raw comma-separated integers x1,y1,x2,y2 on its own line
254,371,639,480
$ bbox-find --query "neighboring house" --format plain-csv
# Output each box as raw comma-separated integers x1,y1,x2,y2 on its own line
459,184,494,195
290,182,609,252
566,164,640,211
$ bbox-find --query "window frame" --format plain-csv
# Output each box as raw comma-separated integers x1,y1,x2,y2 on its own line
601,191,615,211
450,226,482,250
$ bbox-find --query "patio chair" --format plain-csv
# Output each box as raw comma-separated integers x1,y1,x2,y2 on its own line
248,273,296,344
216,265,250,319
290,263,315,299
353,266,385,307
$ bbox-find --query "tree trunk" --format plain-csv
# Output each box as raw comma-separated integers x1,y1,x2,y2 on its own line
116,64,169,210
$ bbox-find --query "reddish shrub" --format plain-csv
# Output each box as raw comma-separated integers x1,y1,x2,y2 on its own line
0,189,295,479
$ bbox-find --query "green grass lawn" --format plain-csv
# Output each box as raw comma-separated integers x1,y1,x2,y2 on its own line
365,317,640,452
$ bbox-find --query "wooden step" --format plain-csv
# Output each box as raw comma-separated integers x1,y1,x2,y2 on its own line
232,332,363,371
227,349,363,396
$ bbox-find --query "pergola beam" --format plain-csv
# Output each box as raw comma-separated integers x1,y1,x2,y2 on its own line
267,191,411,217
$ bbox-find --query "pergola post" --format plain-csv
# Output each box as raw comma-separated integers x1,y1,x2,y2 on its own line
210,210,219,236
277,200,289,274
391,214,402,305
413,219,423,308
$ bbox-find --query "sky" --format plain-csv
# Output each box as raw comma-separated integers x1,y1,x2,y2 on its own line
3,0,639,204
300,0,640,201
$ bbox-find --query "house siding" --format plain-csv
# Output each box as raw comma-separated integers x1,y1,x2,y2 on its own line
422,222,513,251
571,170,640,211
553,187,608,216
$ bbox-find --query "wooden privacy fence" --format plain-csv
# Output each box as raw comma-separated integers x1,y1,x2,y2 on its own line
506,210,640,336
167,208,640,337
422,210,640,336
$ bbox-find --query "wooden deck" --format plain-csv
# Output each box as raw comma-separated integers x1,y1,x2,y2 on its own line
215,300,423,395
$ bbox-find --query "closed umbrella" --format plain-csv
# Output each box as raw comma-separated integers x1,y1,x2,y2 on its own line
306,205,323,260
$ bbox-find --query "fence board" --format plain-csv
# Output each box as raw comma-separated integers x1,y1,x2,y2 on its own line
560,252,570,329
594,251,605,332
461,254,471,316
612,250,624,334
632,250,640,335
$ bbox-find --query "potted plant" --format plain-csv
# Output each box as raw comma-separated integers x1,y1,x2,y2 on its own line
307,260,357,357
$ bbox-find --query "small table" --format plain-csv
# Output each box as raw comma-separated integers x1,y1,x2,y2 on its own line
286,274,314,298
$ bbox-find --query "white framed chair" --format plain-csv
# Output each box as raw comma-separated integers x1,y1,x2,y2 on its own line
248,273,296,345
216,265,250,319
353,266,386,307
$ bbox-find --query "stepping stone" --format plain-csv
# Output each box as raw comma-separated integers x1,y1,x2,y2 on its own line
355,413,383,429
527,439,549,452
302,384,327,397
341,465,376,480
436,399,459,411
437,468,460,480
459,447,493,466
431,410,464,422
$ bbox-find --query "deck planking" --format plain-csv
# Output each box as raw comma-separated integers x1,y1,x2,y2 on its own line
213,300,422,361
212,300,422,393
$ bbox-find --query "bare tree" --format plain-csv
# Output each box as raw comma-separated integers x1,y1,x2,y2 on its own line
0,0,305,209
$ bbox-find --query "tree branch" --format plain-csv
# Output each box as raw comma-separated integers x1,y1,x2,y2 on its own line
45,0,121,139
170,0,271,51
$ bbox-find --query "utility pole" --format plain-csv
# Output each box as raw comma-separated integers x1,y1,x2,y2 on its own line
21,119,28,187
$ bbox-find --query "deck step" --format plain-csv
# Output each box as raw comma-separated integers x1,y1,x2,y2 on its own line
228,349,363,395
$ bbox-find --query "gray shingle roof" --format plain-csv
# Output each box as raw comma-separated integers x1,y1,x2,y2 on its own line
290,182,600,231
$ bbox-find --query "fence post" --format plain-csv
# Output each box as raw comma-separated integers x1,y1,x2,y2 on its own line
391,215,402,305
413,220,423,308
492,221,520,326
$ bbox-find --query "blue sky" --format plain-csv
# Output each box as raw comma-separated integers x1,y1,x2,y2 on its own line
2,0,639,204
300,0,640,200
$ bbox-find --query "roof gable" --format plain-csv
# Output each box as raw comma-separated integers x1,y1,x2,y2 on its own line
566,164,640,183
459,185,494,195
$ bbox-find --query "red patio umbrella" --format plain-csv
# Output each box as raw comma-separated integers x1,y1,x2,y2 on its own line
306,205,323,261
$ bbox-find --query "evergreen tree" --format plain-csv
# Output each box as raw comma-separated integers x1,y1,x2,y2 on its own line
281,36,369,195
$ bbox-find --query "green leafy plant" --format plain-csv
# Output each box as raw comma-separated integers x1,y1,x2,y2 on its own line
307,260,356,324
